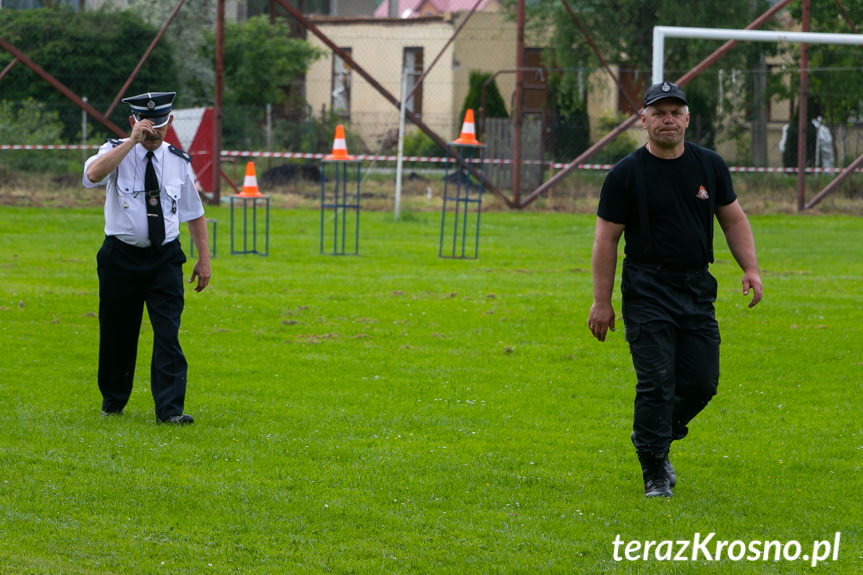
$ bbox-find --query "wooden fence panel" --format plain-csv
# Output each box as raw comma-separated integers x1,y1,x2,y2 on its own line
483,116,545,191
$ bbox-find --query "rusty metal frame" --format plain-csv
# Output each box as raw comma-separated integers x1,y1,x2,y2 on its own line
105,0,189,119
3,0,853,211
804,0,861,210
0,57,18,81
0,36,127,138
0,4,186,144
404,0,484,105
275,0,513,205
213,0,225,203
522,0,795,209
560,0,640,115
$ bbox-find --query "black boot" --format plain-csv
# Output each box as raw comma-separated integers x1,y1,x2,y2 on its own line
664,454,676,488
637,450,672,498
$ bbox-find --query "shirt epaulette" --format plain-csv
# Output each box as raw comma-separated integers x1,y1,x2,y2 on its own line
168,145,191,163
106,137,123,148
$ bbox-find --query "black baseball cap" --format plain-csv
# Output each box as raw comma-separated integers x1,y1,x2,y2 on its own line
643,82,688,108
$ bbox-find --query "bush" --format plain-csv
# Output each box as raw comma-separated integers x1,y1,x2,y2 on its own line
0,99,67,172
546,72,590,162
460,71,509,122
402,129,446,158
591,112,639,165
0,7,178,143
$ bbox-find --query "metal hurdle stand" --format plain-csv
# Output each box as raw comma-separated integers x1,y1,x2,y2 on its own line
230,161,269,256
320,158,361,255
439,142,484,259
230,195,269,256
320,125,360,256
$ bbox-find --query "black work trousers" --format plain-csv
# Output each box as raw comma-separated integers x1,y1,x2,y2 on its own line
97,236,188,420
621,261,721,454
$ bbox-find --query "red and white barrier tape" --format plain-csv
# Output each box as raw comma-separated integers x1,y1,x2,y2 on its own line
0,144,99,150
220,151,860,173
2,145,859,173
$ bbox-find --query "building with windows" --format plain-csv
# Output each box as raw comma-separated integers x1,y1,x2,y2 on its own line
304,6,546,151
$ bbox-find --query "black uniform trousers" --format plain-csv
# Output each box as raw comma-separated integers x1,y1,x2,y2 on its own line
621,260,721,454
97,236,187,420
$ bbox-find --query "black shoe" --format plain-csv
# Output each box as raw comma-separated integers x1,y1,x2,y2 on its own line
160,414,194,424
637,451,672,498
99,409,123,417
665,455,677,488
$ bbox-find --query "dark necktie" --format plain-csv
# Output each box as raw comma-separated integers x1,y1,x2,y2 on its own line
145,151,165,247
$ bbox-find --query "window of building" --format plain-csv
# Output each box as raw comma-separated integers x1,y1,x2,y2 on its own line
403,47,424,117
332,48,352,119
523,48,548,113
617,66,647,115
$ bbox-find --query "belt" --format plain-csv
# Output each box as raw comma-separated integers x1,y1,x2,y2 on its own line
107,235,179,252
625,259,708,274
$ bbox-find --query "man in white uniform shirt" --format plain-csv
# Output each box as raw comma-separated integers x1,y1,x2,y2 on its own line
83,91,211,424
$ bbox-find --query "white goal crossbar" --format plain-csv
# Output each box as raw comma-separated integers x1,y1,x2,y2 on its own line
652,26,863,83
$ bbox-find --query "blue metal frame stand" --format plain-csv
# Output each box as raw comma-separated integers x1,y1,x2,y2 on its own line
320,159,361,256
230,196,270,256
439,143,483,259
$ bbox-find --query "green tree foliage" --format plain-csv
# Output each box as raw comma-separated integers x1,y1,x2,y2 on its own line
546,71,590,162
128,0,216,106
206,15,321,108
0,99,66,171
203,15,322,149
591,111,638,164
403,128,446,159
0,7,178,142
460,71,509,121
787,1,863,125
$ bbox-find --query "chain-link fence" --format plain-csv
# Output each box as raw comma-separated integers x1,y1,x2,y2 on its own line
1,3,862,204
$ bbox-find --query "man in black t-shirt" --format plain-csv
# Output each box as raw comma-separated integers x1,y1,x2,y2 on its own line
587,82,763,498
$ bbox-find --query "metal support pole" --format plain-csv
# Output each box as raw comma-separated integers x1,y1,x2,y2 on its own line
796,0,811,212
82,96,88,164
395,67,409,221
833,0,858,33
0,57,18,81
806,152,863,209
512,0,525,206
212,0,225,203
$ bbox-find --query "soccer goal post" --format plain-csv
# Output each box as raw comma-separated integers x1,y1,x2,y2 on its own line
652,26,863,210
652,26,863,84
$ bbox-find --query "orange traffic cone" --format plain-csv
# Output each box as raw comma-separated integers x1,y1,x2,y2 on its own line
325,125,354,160
453,109,481,146
237,161,264,197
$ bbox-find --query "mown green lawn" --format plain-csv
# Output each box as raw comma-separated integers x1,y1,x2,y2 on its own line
0,205,860,574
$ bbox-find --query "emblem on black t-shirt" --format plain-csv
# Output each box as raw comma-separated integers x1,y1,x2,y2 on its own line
696,185,709,200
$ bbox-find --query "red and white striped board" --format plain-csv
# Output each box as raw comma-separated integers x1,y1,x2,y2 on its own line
165,107,214,193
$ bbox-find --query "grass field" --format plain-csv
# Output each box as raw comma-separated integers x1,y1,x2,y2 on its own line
0,203,861,574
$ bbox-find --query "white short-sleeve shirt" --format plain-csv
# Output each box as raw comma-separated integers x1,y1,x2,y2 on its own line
83,140,205,248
